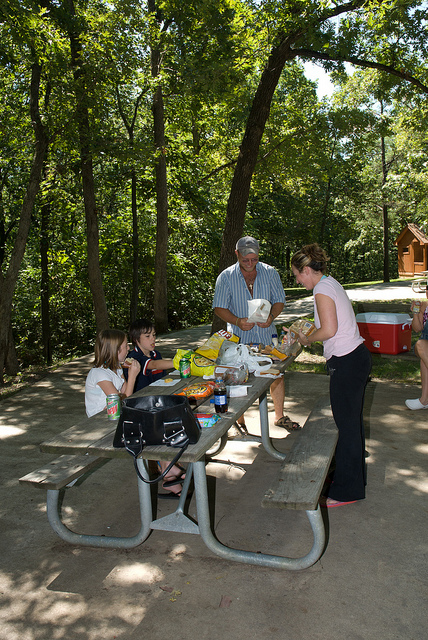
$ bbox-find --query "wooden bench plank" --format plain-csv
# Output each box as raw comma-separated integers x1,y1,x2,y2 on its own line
19,454,108,490
262,396,338,511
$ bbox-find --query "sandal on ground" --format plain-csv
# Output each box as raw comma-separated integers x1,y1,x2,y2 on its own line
157,462,186,487
233,421,249,436
320,497,359,508
158,490,182,499
160,477,184,497
162,474,185,488
158,487,194,500
274,415,301,430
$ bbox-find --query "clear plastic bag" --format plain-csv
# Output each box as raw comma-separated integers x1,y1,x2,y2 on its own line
216,342,272,373
214,364,249,385
279,319,316,355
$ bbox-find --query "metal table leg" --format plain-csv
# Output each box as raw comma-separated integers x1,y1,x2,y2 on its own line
46,458,153,548
150,464,199,534
193,460,326,570
258,389,287,461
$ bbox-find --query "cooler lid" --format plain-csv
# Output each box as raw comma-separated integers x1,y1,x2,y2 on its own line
356,312,412,325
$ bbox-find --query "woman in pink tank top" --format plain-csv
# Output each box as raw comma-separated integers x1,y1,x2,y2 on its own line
291,244,372,508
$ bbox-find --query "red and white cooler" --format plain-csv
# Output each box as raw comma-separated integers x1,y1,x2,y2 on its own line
356,313,413,355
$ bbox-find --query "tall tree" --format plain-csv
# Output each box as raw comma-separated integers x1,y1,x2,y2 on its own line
64,0,109,333
148,0,170,333
380,100,391,282
0,61,49,382
116,87,144,322
218,0,428,276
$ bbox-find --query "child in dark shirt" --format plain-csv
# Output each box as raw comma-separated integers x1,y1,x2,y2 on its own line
124,318,184,498
125,318,174,391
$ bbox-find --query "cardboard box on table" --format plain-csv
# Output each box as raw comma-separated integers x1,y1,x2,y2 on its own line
356,313,413,355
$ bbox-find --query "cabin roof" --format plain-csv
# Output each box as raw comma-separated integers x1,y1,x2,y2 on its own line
395,223,428,246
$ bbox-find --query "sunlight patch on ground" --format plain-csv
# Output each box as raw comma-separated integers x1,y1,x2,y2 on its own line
168,543,187,559
105,562,164,586
385,465,428,494
208,439,261,468
0,425,25,438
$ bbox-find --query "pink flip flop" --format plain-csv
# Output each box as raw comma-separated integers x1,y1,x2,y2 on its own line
323,499,358,508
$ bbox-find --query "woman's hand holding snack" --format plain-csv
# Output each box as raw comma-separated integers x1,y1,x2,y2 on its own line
411,300,421,314
297,329,310,346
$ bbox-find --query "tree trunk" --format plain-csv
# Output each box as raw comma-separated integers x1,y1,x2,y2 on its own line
381,132,390,282
40,187,52,365
217,39,294,276
130,167,139,322
211,37,294,334
319,176,332,244
0,62,48,382
115,87,141,323
5,322,19,376
152,85,169,333
150,2,169,333
67,0,109,334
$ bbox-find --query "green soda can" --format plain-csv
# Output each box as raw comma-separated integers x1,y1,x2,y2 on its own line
106,394,121,420
179,356,191,378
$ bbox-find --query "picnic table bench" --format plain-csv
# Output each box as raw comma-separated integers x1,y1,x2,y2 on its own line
19,454,109,490
262,395,337,511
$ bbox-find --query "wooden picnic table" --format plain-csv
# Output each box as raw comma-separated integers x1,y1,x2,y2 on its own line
412,271,428,293
21,343,338,570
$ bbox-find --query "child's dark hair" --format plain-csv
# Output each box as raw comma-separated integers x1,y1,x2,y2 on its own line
93,329,127,369
129,318,155,345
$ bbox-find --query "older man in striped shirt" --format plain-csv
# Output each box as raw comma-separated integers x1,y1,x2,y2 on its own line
213,236,300,431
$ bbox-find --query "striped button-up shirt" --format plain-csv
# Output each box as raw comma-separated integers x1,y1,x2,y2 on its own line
213,261,286,344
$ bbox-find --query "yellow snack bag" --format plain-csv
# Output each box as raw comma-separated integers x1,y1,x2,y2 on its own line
173,349,216,377
195,330,239,360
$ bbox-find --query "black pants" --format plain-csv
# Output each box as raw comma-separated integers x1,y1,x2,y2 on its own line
326,343,372,502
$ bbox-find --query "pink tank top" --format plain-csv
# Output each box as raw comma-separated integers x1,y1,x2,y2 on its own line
313,276,363,360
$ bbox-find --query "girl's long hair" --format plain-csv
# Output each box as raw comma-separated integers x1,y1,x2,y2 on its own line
93,329,126,370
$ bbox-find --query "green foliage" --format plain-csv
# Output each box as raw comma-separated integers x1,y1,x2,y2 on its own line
1,0,428,371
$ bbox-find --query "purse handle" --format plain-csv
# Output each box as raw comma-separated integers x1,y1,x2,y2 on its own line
132,441,189,484
121,417,190,484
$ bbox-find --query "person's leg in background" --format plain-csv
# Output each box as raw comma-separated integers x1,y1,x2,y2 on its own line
235,374,300,432
415,340,428,405
270,376,300,430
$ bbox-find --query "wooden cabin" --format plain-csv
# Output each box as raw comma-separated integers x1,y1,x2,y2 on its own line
395,223,428,276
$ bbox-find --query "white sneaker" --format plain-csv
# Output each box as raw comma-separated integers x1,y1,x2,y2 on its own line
405,398,428,410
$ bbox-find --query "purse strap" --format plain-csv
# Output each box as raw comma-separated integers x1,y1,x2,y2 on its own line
121,417,190,484
132,442,189,484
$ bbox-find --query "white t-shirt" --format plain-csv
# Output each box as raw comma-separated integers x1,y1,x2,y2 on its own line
85,366,124,417
313,275,363,360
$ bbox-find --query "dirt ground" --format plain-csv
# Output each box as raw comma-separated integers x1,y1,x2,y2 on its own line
1,355,427,640
1,280,427,639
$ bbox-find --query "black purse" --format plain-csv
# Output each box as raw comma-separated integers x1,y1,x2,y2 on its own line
113,395,201,483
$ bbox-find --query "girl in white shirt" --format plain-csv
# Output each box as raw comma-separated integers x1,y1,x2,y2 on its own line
85,329,185,498
85,329,140,417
